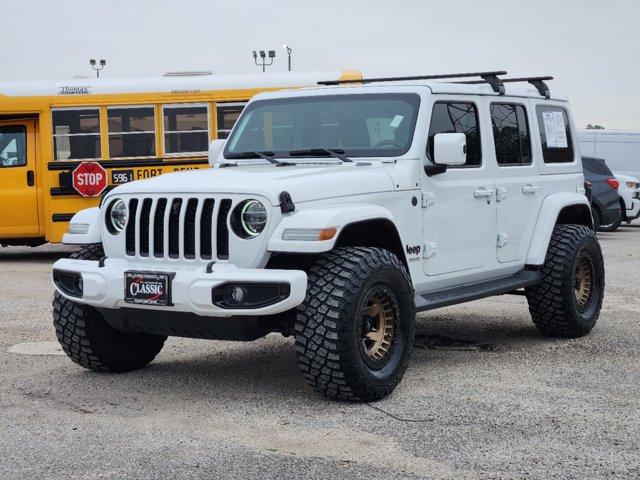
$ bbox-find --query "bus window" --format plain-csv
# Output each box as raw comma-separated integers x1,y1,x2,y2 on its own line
108,106,156,158
52,108,101,160
0,125,26,167
216,103,246,139
163,104,209,155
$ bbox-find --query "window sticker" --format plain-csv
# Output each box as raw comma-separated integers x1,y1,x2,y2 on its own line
389,115,404,128
542,111,568,148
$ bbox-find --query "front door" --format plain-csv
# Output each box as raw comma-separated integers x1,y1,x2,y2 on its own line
422,99,496,277
0,120,40,236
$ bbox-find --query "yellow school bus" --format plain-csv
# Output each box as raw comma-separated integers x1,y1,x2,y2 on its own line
0,69,361,246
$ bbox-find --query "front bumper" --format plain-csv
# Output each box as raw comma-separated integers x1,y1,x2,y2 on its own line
52,258,308,317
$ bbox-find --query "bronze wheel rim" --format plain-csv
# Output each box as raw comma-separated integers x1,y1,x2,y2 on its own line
573,254,594,311
360,286,396,366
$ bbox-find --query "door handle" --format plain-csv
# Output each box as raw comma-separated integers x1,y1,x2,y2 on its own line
474,187,495,198
26,170,35,187
522,184,540,194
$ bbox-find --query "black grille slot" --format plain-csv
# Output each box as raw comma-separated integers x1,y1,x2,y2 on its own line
168,198,183,258
139,199,152,257
216,199,232,260
125,199,138,256
153,198,167,257
184,198,198,259
200,199,215,259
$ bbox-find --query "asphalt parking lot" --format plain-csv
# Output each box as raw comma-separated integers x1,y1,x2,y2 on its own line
1,227,639,480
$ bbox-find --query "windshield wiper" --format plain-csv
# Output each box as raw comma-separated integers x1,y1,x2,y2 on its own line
225,151,296,167
289,148,353,163
225,151,279,164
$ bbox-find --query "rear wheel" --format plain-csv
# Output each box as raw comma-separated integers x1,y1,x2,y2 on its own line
526,225,605,337
53,244,166,372
591,207,601,232
294,247,415,402
599,208,622,232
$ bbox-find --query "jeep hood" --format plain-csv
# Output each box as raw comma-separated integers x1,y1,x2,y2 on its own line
108,163,396,205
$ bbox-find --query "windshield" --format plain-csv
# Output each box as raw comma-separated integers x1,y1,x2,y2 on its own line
225,93,420,158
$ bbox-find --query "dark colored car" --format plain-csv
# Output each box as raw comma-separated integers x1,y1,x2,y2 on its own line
582,156,622,232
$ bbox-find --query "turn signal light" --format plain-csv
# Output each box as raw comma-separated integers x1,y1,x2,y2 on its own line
282,227,337,241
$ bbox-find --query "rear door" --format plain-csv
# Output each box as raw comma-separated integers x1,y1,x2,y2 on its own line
0,120,40,236
487,99,543,263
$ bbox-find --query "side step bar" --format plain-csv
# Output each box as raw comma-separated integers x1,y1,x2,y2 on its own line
414,270,540,312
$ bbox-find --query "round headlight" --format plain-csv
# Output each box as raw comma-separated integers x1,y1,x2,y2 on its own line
235,199,267,238
107,199,128,234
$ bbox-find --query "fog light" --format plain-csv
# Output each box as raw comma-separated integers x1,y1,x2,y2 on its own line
212,283,290,309
230,285,247,305
53,269,83,298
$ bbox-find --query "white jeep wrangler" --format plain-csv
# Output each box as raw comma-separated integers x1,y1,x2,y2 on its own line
52,71,604,402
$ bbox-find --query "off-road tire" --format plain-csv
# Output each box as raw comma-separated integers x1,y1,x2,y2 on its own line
53,244,166,372
294,247,415,402
526,225,605,337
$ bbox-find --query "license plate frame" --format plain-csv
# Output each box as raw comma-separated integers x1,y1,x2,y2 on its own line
124,271,174,306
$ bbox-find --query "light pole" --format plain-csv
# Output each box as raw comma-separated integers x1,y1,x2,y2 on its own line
89,59,106,78
282,44,292,71
252,50,275,72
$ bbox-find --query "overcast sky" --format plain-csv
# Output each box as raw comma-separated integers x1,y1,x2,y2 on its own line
1,0,639,129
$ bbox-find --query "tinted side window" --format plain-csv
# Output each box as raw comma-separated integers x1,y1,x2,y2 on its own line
428,102,481,167
163,104,209,155
52,109,101,160
582,157,610,176
536,105,574,163
107,107,156,158
490,103,531,166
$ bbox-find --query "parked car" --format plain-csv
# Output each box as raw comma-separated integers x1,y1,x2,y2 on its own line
613,173,640,224
582,156,623,231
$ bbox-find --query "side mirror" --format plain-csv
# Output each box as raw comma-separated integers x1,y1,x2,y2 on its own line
208,139,227,166
434,132,466,166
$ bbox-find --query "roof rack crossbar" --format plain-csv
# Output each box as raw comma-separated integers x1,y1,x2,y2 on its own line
317,70,507,86
458,75,553,98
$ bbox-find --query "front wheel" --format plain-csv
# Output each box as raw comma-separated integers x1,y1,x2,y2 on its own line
526,225,605,337
294,247,415,402
53,244,166,372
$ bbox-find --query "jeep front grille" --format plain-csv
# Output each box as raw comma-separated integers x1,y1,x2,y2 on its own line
124,196,233,261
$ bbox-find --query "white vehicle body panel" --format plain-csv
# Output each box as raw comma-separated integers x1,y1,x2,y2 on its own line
614,172,640,220
525,192,591,265
578,130,640,178
62,207,102,245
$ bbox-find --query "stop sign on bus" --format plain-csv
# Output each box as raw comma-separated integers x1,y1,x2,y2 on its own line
72,162,108,197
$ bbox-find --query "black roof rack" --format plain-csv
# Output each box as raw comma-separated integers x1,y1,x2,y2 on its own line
458,75,554,99
318,71,555,98
317,70,508,93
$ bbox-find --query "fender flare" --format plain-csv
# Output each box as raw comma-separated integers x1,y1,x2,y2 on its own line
268,204,395,253
61,207,102,245
525,193,592,265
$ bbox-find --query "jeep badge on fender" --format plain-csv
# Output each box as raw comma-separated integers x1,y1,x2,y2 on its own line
52,71,604,402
